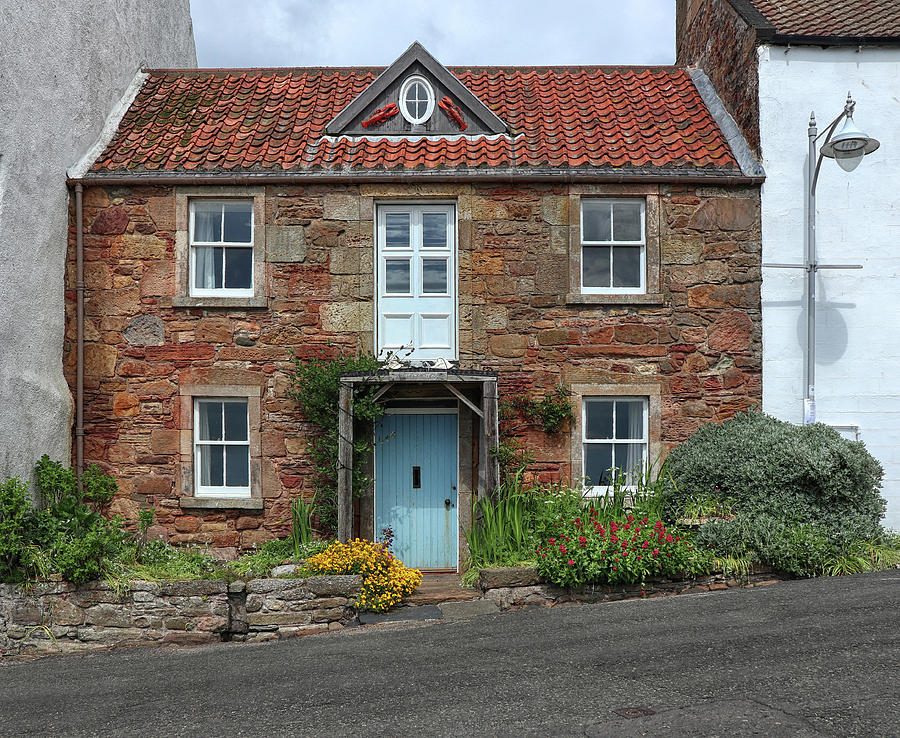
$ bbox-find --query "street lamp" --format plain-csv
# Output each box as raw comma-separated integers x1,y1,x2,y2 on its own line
764,94,880,424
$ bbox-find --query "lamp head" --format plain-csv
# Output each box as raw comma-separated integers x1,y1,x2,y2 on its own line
820,105,880,172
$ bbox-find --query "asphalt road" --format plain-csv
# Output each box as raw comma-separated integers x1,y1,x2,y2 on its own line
2,571,898,737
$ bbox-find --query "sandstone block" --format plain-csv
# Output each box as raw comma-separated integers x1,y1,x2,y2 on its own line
613,324,657,345
538,329,569,346
707,311,754,352
84,344,117,377
490,334,527,358
267,225,307,263
689,198,759,231
84,604,132,628
148,196,176,231
122,234,167,259
661,236,703,265
196,317,233,344
323,193,360,221
146,344,216,361
150,429,180,455
321,302,371,333
306,575,362,596
541,196,568,226
112,392,140,417
140,262,174,297
91,206,129,235
134,475,173,496
478,566,541,590
235,516,261,530
687,284,758,310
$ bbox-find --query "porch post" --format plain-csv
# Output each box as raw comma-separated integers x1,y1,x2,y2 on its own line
479,378,500,498
337,381,354,542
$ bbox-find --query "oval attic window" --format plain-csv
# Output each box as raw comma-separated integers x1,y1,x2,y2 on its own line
399,75,435,125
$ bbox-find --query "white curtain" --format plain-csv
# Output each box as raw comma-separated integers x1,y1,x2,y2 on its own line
623,401,645,484
195,247,218,289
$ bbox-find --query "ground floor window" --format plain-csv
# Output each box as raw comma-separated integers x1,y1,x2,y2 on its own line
194,397,251,498
582,396,648,491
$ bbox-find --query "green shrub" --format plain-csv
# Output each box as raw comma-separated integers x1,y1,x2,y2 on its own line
662,411,885,538
536,511,710,587
286,354,384,534
0,478,38,582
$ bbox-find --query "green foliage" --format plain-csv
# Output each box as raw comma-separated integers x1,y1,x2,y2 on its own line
0,478,39,582
662,411,886,539
286,353,384,533
505,384,573,434
536,512,709,588
227,537,333,579
291,495,316,554
465,492,529,570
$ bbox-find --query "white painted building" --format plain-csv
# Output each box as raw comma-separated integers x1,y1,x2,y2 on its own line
0,1,196,487
758,44,900,529
678,0,900,528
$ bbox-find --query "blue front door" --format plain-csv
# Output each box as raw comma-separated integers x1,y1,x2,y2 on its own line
375,412,458,569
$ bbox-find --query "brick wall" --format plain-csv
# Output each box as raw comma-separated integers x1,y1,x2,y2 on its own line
65,181,762,550
676,0,761,154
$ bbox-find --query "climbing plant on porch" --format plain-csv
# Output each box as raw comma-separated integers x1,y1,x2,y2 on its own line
286,353,384,534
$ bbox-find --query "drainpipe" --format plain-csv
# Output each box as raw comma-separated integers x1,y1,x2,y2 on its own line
75,183,84,482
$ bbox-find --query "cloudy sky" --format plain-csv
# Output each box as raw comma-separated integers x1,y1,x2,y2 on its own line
190,0,675,68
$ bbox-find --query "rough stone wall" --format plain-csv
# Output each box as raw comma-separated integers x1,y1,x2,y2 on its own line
476,566,784,610
675,0,761,154
0,1,195,489
64,182,762,548
0,575,361,656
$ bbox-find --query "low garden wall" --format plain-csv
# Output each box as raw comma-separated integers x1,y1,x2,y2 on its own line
0,575,361,657
477,566,785,609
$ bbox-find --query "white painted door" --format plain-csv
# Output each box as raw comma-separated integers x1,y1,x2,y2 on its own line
376,204,456,361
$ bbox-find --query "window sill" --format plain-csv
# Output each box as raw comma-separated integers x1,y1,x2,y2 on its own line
170,295,268,309
565,293,665,306
180,497,264,511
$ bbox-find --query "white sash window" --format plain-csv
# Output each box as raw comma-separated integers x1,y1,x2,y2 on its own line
376,204,456,361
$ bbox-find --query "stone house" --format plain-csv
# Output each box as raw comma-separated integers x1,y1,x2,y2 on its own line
65,43,764,568
677,0,900,528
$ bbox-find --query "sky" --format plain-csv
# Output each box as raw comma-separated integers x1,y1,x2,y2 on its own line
189,0,676,68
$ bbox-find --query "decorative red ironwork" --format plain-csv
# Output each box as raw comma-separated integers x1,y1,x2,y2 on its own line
361,103,399,129
438,96,467,131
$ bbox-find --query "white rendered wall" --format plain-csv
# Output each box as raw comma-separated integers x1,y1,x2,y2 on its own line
0,2,195,489
758,45,900,529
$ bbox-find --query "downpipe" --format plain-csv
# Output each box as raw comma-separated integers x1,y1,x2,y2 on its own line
75,183,84,482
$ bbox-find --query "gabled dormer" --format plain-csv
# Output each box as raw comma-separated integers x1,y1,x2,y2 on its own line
326,41,508,137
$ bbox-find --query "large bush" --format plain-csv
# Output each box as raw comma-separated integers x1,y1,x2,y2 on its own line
662,411,885,540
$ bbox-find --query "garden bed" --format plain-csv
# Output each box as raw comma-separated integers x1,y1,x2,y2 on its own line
476,565,786,610
0,575,361,657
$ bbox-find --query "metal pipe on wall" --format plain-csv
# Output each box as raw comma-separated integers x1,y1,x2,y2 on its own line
75,183,84,481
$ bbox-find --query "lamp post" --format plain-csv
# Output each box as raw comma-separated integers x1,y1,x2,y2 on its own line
764,94,880,424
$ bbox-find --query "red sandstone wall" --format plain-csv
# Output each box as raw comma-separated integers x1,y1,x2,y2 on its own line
64,182,762,552
676,0,761,154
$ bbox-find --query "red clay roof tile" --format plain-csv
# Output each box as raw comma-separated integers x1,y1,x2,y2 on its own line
747,0,900,38
89,67,740,175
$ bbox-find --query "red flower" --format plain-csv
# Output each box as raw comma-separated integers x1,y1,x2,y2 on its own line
567,560,575,566
653,549,659,556
559,545,566,553
665,534,674,543
579,536,587,545
549,537,556,544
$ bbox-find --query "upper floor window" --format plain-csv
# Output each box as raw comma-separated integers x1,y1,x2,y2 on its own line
190,200,253,297
580,200,645,294
399,75,435,125
376,203,456,362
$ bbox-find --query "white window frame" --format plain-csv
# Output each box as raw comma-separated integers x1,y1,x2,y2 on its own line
398,75,435,125
375,202,458,361
580,199,646,295
582,396,649,495
189,199,255,298
193,397,251,498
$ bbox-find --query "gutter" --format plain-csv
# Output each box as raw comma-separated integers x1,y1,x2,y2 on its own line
67,169,764,187
75,183,84,481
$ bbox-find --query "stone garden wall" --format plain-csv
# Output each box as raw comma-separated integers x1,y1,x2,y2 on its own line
0,575,361,657
477,566,784,610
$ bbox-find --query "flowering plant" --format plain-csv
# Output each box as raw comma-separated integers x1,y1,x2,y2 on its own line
304,538,422,612
535,510,702,587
